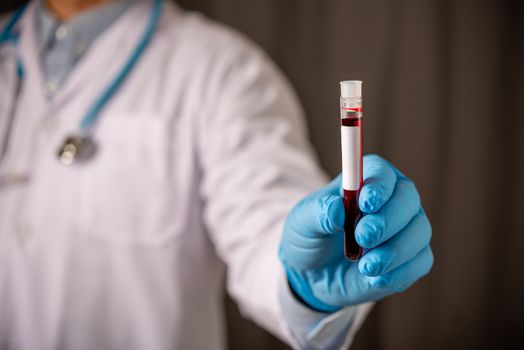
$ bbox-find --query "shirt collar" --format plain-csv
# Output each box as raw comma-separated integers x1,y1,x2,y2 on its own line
35,0,136,52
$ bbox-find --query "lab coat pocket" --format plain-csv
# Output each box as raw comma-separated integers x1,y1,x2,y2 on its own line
77,114,183,246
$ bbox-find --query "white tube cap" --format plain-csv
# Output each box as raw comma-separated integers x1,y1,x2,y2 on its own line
340,80,362,98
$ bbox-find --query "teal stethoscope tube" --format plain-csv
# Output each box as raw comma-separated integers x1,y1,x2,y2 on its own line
81,0,164,131
0,3,28,78
0,0,164,162
0,4,28,44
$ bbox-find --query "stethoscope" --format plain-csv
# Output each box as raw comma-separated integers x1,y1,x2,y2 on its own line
0,0,164,166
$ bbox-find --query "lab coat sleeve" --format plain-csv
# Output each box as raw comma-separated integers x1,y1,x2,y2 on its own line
280,279,374,349
197,30,370,348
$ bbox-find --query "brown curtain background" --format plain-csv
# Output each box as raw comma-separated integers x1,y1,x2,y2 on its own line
2,1,523,349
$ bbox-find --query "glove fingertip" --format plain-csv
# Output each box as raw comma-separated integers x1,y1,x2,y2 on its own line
369,275,391,289
359,186,387,213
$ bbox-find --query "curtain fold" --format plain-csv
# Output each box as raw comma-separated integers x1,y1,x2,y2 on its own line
175,1,523,349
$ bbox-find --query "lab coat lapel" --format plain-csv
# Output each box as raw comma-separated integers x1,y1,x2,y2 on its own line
16,1,48,120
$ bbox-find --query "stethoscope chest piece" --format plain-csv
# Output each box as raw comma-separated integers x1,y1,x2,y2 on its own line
57,135,97,165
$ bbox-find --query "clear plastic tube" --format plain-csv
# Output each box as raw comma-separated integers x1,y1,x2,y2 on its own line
340,80,364,261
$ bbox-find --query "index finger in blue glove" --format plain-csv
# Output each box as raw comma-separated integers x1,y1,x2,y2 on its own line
359,155,397,214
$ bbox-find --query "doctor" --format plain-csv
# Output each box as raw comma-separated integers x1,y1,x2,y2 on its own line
0,0,433,349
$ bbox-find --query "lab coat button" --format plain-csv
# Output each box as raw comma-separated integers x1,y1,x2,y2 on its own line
15,222,32,243
0,173,30,187
40,117,56,131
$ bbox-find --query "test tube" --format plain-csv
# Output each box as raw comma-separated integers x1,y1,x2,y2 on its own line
340,80,364,261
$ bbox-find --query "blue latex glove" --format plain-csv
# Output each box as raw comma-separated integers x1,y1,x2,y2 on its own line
279,154,433,312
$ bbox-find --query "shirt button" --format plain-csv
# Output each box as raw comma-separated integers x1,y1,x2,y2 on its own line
55,24,70,40
0,173,29,186
43,81,57,98
75,41,88,55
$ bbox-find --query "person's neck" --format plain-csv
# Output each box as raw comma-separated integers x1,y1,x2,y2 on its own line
45,0,113,20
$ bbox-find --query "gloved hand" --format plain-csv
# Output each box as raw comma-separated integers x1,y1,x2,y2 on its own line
279,154,433,312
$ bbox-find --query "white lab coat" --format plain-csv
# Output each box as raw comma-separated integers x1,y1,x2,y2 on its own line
0,1,369,349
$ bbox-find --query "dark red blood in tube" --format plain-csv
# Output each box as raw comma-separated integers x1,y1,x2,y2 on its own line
343,188,363,261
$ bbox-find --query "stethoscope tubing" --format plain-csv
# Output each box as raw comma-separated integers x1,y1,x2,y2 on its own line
0,3,28,44
80,0,164,132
